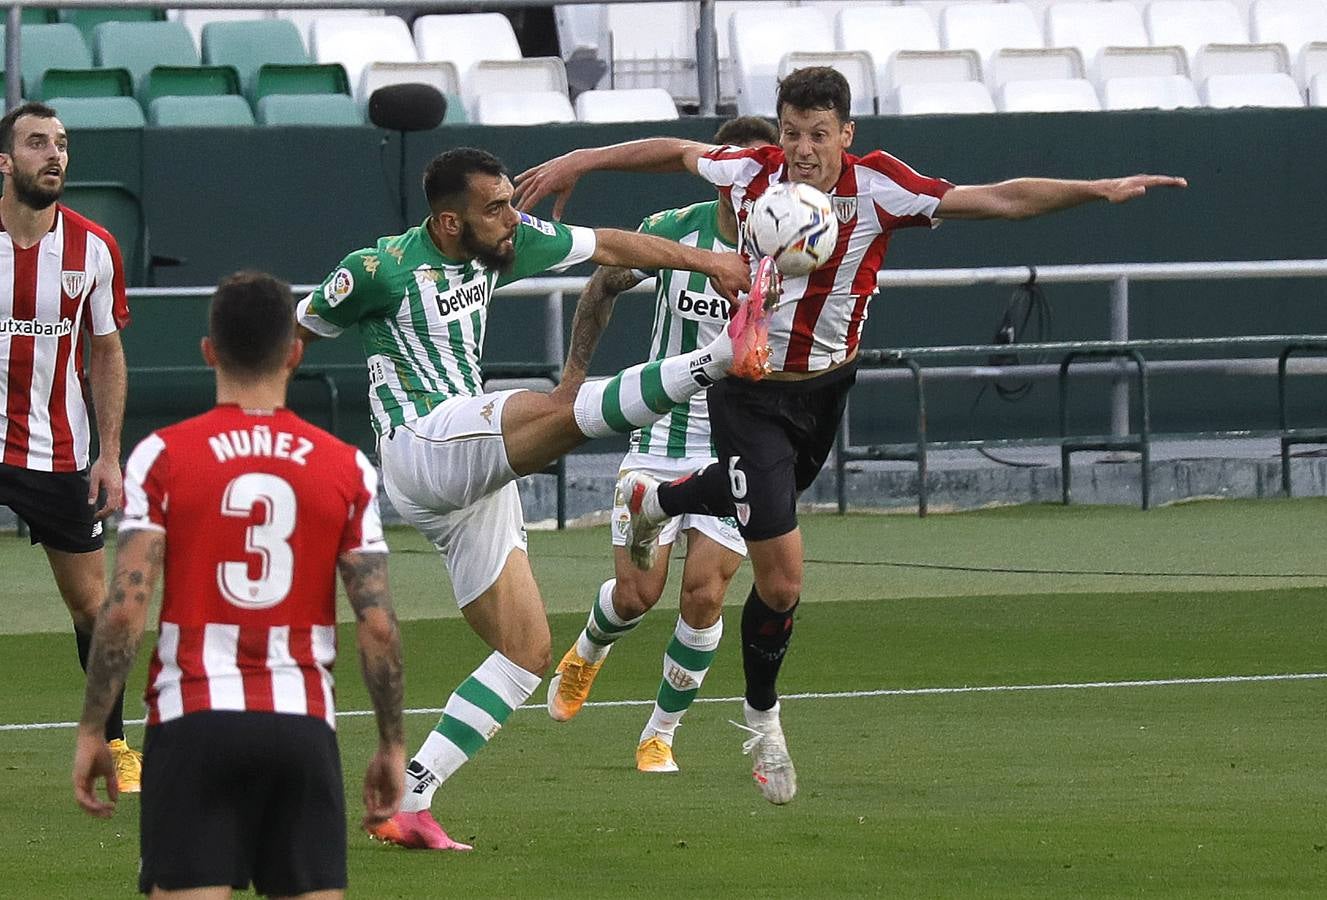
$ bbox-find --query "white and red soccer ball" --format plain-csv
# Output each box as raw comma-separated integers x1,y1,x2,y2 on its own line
745,181,838,278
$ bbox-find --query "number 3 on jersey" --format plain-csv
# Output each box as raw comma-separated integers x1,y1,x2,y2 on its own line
217,473,296,609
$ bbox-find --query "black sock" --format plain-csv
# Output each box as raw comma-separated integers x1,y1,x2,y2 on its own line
657,462,736,518
740,587,798,712
76,626,126,743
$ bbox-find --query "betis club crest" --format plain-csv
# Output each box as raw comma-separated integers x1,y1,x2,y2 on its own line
831,194,858,224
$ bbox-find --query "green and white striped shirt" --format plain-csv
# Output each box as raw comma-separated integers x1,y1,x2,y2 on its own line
298,214,595,436
629,201,733,460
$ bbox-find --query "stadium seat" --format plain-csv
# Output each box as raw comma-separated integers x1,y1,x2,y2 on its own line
729,7,834,115
1251,0,1327,57
776,51,877,115
940,3,1044,65
256,93,363,126
275,7,382,47
473,90,576,125
1146,1,1249,64
884,49,985,101
94,20,198,91
713,1,800,103
835,5,940,103
202,20,310,98
463,59,569,117
62,182,148,284
140,65,241,108
1299,41,1327,87
574,87,679,122
894,80,997,114
45,96,145,129
252,63,351,101
310,15,417,89
997,78,1102,111
1194,42,1292,81
553,3,602,58
1101,73,1202,109
987,48,1087,92
1095,45,1191,85
1201,71,1306,105
1045,2,1150,77
358,61,460,107
1310,69,1327,102
20,8,56,25
38,67,133,101
148,94,255,127
602,2,695,102
414,13,523,89
9,24,92,96
171,8,275,51
60,6,164,46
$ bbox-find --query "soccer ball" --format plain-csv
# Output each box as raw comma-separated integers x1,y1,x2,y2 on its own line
745,182,838,277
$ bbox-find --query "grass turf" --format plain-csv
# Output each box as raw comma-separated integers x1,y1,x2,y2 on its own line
1,501,1325,897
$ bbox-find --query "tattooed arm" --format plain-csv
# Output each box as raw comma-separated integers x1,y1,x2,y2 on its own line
338,549,406,827
73,529,163,817
553,265,645,398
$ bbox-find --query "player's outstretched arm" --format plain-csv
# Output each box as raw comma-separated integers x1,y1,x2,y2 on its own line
592,228,750,302
73,529,162,818
87,331,127,519
513,139,714,220
555,266,646,397
936,174,1188,221
338,550,405,828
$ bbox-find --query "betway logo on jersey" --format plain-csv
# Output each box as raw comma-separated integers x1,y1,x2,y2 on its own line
0,317,74,337
432,276,488,320
674,290,730,323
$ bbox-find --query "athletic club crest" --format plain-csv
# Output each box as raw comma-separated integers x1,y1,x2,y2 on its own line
60,270,86,297
831,194,858,224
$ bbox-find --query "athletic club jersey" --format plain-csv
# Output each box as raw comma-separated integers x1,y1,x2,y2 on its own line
119,405,388,730
629,201,732,459
297,214,596,437
697,145,953,373
0,206,128,471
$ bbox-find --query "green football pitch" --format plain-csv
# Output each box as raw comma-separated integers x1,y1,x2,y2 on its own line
1,500,1325,898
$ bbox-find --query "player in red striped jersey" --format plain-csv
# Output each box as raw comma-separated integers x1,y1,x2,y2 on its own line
516,67,1187,804
0,102,141,787
72,272,405,898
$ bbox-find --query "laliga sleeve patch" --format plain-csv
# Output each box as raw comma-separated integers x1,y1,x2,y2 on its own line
325,267,354,307
518,211,557,237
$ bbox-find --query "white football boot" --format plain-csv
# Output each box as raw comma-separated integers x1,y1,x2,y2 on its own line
733,701,797,805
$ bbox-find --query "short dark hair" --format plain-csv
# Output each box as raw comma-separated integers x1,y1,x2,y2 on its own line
714,116,779,147
423,147,507,212
775,66,851,124
208,271,295,377
0,101,59,154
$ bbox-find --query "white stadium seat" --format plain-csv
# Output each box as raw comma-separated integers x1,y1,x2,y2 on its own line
1102,73,1202,108
358,61,460,107
1310,68,1327,102
414,13,523,89
1045,2,1150,76
464,58,569,117
275,8,381,48
1299,41,1327,87
1201,71,1306,105
894,80,997,114
777,50,877,115
997,77,1103,111
885,49,985,100
940,2,1044,65
835,5,940,103
728,7,834,115
474,90,576,125
604,2,696,102
1251,0,1327,57
1095,45,1191,85
987,47,1087,91
1193,42,1292,81
554,3,603,57
574,87,679,121
1146,1,1249,64
310,15,416,89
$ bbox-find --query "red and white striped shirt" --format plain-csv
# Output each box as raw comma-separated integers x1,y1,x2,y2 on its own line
0,206,128,471
698,145,953,373
120,405,388,730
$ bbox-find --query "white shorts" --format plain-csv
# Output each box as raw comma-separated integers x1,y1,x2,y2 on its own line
379,391,528,607
612,452,746,557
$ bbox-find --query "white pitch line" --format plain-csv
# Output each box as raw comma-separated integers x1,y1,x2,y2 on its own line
3,672,1325,734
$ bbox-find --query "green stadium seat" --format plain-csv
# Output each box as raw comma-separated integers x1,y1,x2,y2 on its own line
256,93,364,126
38,68,133,101
201,20,309,98
148,95,254,127
140,65,241,106
61,182,148,286
21,8,57,25
93,20,197,91
59,7,165,47
252,62,350,100
443,93,468,124
45,96,146,130
4,24,92,93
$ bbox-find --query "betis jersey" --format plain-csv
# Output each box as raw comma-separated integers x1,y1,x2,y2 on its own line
629,201,733,460
298,214,595,436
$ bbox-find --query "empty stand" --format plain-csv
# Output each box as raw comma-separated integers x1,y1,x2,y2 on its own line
1045,2,1150,76
1251,0,1327,57
45,96,145,129
836,4,939,102
987,48,1087,91
894,80,997,114
148,94,256,127
171,9,273,51
359,61,460,107
940,3,1043,65
729,6,834,115
310,14,416,90
997,78,1102,111
257,93,363,126
1146,1,1249,63
94,20,198,91
202,19,309,97
252,63,350,101
414,13,523,90
1299,41,1327,87
884,48,985,100
1201,71,1306,105
140,65,241,107
9,23,92,95
1310,69,1327,102
777,51,877,115
1101,73,1202,108
474,90,576,125
603,2,696,102
464,59,570,117
1194,42,1292,80
574,87,680,121
60,6,164,46
276,8,381,47
1095,45,1191,84
39,67,133,101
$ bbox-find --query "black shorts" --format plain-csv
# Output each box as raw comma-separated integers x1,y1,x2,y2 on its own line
139,711,347,897
707,360,857,541
0,463,103,553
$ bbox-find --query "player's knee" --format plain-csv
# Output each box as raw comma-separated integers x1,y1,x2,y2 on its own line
612,576,662,619
753,573,800,611
678,580,726,626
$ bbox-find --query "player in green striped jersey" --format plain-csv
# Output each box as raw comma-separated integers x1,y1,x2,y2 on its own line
296,147,762,851
545,119,779,774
